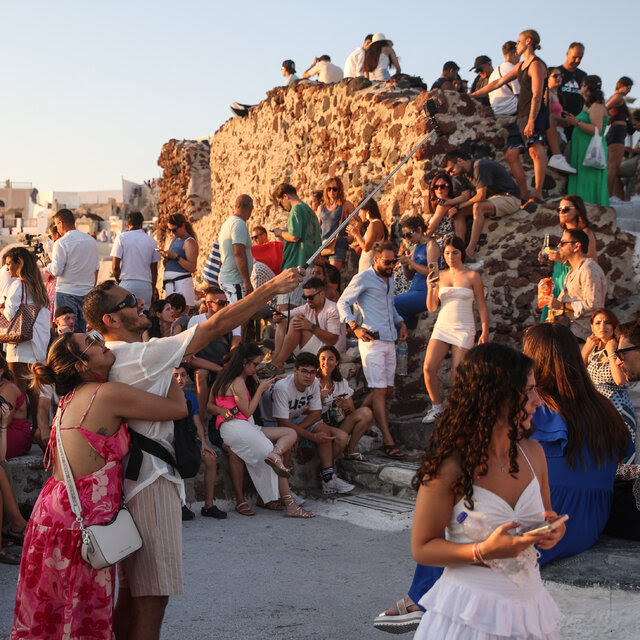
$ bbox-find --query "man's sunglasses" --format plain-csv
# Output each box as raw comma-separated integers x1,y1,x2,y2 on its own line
302,291,321,301
250,234,263,241
380,259,397,266
614,345,640,361
108,292,138,314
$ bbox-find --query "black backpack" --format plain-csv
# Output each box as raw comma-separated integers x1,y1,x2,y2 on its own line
126,399,202,480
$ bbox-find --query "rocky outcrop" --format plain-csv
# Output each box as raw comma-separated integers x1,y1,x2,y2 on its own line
157,139,211,226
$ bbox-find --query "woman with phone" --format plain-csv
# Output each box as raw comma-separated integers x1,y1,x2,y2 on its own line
210,343,313,517
411,343,563,639
422,237,489,423
317,345,372,461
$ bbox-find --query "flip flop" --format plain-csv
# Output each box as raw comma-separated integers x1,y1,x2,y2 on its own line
235,502,255,516
0,547,21,565
344,452,370,462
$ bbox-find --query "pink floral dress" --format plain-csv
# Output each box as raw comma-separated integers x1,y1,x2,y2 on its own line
11,386,130,640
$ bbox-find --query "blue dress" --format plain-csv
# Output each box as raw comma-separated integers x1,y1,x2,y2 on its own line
394,243,428,325
407,405,630,606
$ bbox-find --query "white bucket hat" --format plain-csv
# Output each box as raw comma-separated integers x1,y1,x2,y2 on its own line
371,33,393,46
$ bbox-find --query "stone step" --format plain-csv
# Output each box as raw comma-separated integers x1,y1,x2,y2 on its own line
336,452,420,500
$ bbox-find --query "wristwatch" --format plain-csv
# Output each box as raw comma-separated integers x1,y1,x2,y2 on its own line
310,323,317,333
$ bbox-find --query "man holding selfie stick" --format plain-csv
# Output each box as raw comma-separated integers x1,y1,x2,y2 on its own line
337,241,406,460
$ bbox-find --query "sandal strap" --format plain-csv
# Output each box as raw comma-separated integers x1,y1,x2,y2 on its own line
396,599,409,616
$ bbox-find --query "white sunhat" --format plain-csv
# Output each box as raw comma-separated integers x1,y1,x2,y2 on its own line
371,33,393,46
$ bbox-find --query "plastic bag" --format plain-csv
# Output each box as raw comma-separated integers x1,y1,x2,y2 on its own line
582,127,606,170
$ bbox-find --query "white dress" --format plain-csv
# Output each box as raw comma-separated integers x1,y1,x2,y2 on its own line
414,448,561,640
430,286,475,349
369,53,391,81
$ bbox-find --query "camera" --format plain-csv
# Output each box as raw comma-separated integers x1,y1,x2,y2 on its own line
24,234,45,255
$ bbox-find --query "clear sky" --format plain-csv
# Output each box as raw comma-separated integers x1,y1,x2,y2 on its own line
2,0,637,192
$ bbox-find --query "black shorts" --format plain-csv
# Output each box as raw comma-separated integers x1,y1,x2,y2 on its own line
605,123,627,146
507,109,550,149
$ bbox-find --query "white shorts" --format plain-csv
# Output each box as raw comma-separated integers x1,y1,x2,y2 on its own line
359,339,396,388
219,282,246,304
163,270,195,307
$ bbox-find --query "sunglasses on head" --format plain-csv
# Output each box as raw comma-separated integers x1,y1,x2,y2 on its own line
108,292,138,314
557,206,574,213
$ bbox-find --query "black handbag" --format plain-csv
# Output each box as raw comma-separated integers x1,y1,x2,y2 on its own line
603,464,640,541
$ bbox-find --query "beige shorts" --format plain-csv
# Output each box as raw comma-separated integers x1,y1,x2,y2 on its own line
488,194,521,217
119,476,183,597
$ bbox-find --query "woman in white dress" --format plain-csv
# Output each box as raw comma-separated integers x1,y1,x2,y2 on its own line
348,199,388,273
363,33,401,81
412,343,565,640
422,236,489,423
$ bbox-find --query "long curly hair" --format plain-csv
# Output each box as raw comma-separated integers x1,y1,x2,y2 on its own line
412,343,533,509
523,323,628,468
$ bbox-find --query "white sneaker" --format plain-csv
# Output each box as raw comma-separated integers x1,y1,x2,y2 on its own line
548,154,577,174
422,405,442,423
289,490,306,506
322,475,355,495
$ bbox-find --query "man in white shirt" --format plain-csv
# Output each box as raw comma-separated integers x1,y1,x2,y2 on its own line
49,208,100,331
260,351,354,495
82,267,303,640
487,41,520,116
111,211,159,310
343,34,373,78
218,194,254,303
302,55,343,84
260,277,346,376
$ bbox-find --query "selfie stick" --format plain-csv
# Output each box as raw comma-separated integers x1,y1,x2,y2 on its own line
303,101,441,269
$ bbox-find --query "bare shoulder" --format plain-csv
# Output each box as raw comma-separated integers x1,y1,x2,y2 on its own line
520,438,546,471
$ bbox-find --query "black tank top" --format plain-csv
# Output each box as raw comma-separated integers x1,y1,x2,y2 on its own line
517,56,548,120
609,95,630,123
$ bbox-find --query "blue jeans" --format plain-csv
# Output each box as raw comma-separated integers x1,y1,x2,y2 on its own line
55,292,87,332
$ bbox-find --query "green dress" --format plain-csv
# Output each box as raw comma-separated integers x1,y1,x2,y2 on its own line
567,110,609,206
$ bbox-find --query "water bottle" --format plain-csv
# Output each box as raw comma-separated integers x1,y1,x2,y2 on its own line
396,340,408,376
541,233,551,261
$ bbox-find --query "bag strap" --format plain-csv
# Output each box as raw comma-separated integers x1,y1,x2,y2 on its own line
125,428,177,481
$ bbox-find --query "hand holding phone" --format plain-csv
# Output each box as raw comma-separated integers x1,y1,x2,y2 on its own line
517,514,569,536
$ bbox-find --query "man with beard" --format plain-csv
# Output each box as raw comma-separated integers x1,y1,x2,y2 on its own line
337,241,406,460
615,319,640,382
82,268,303,640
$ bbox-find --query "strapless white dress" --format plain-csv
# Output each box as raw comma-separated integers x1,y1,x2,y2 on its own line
431,286,475,349
414,449,561,640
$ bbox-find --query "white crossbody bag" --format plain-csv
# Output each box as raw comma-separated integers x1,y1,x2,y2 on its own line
56,424,143,569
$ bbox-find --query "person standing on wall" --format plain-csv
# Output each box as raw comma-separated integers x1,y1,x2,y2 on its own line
111,211,159,311
49,208,100,332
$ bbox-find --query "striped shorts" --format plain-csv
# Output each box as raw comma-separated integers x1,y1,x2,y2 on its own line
118,476,183,596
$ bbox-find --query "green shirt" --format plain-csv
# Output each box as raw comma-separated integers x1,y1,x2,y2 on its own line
281,202,321,270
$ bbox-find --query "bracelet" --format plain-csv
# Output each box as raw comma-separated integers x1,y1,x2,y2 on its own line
472,542,487,564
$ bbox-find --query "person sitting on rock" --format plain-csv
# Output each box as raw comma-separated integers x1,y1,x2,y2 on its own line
260,351,354,495
301,55,343,84
443,150,521,262
259,277,346,378
344,34,373,78
363,33,400,81
431,61,460,90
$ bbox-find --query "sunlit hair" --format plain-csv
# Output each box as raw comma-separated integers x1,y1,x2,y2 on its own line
428,172,454,214
167,213,197,242
616,76,633,90
323,176,345,206
317,345,343,382
211,342,264,400
361,199,389,240
363,40,389,73
520,29,541,51
30,333,90,397
4,247,49,308
402,215,425,234
590,308,620,330
523,323,628,468
442,236,466,265
412,344,534,509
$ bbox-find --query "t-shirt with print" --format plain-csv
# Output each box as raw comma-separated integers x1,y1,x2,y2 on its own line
320,378,353,414
281,202,321,270
218,215,254,285
471,159,520,199
556,66,587,116
261,374,322,422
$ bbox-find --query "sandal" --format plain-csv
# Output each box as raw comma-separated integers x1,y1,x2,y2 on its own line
281,494,315,519
344,451,370,462
381,444,406,460
373,596,423,633
256,498,284,511
3,526,26,546
235,502,255,516
0,547,21,565
264,448,291,478
257,362,285,379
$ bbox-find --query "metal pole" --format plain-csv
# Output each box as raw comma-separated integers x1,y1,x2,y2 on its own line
303,128,436,268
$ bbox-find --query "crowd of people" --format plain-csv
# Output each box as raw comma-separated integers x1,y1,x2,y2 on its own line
1,26,639,640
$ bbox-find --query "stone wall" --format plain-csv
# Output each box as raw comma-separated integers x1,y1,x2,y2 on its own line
157,138,211,228
157,80,639,415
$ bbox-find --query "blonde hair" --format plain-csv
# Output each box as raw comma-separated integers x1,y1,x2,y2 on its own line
520,29,541,51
